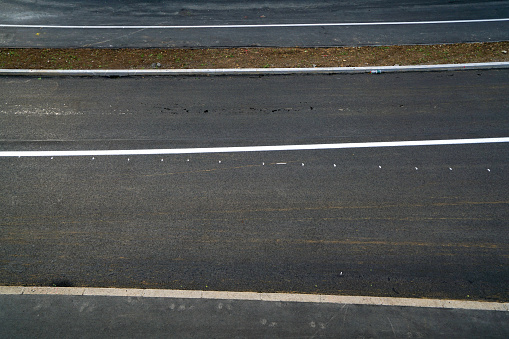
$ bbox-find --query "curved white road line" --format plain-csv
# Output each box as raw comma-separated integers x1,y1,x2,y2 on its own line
1,286,507,311
1,18,508,29
1,137,508,157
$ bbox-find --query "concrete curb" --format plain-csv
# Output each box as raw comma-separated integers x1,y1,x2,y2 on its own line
1,286,508,311
1,62,509,76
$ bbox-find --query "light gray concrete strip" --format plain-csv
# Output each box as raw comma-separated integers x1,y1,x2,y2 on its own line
22,287,85,295
201,291,262,301
82,287,145,297
1,286,507,311
142,289,203,299
1,62,509,77
0,286,25,295
261,292,322,303
320,295,509,312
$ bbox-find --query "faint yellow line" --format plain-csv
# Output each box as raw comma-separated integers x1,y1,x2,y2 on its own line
3,201,508,224
212,201,509,214
0,215,495,228
193,237,504,249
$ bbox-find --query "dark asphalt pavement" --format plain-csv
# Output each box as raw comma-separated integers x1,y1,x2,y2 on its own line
1,0,509,47
1,71,508,149
1,294,508,338
1,71,508,301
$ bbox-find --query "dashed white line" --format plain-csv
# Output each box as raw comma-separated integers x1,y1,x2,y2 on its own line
1,18,508,29
1,137,508,157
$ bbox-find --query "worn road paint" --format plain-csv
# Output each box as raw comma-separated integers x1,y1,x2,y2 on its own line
1,286,507,311
1,137,508,157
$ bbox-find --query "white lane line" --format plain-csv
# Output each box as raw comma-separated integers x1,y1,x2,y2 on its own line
1,18,508,29
0,137,508,157
1,286,507,311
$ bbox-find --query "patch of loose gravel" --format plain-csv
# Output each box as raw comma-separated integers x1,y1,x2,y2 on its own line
0,42,508,70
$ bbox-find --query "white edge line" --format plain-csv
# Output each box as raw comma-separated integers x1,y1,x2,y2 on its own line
1,18,508,29
1,62,508,77
1,286,507,311
1,137,508,157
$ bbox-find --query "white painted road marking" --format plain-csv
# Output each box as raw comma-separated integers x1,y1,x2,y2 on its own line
1,137,508,157
2,62,509,77
1,286,507,311
1,18,508,29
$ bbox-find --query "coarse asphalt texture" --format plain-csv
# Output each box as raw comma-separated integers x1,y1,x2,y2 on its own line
1,70,508,302
2,2,509,337
1,0,509,47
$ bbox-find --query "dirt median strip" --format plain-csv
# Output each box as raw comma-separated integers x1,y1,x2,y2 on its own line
1,42,508,70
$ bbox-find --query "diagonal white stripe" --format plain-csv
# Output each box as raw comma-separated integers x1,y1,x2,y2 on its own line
1,137,508,157
1,18,508,29
1,62,509,76
1,286,507,311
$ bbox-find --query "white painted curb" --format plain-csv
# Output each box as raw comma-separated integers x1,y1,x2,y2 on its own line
1,62,508,76
1,286,508,311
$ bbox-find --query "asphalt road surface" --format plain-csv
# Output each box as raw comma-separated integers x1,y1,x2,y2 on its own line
1,70,508,302
2,293,508,338
1,0,509,47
